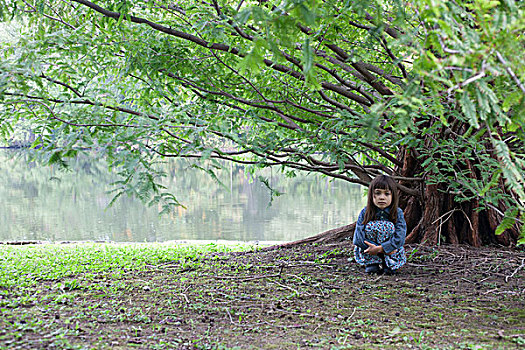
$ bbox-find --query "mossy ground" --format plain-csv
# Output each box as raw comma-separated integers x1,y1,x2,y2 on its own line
0,242,524,349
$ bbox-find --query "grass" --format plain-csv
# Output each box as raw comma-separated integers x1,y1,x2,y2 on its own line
0,242,524,349
0,242,245,288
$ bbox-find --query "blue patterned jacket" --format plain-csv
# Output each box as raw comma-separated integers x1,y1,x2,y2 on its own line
352,207,407,254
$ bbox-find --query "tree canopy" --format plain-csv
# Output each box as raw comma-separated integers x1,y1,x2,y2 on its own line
0,0,524,245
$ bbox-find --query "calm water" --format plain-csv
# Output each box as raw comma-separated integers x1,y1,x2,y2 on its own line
0,151,365,243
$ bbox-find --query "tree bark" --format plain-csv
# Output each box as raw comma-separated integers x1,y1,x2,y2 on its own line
262,223,356,251
419,184,441,245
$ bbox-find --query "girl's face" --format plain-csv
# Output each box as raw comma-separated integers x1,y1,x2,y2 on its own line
373,188,392,210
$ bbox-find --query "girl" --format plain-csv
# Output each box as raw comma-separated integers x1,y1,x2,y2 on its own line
353,175,407,274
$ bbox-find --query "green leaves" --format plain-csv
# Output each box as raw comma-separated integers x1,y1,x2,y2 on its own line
238,38,266,74
291,0,318,26
302,37,314,73
301,37,320,89
460,92,479,128
495,209,518,236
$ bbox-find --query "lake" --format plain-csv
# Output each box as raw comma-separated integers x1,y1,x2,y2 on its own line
0,151,366,243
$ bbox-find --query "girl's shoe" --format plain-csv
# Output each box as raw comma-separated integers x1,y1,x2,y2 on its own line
378,253,394,274
365,263,380,274
383,266,397,275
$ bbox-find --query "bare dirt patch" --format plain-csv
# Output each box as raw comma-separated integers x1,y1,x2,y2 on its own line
1,243,524,349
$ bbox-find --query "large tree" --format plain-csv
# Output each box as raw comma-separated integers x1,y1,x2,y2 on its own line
0,0,524,246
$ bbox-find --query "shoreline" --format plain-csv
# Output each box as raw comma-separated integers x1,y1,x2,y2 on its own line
0,239,285,246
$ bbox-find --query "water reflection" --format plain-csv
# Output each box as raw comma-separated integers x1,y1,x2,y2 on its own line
0,151,366,242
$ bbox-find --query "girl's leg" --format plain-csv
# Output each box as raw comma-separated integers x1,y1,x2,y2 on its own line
354,221,385,267
353,246,382,266
384,247,407,270
370,220,406,271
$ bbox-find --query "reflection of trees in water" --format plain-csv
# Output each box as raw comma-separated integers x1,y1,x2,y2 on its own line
161,159,364,241
0,151,119,241
0,152,365,242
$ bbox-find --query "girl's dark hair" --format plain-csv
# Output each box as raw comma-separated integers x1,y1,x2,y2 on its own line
362,175,399,226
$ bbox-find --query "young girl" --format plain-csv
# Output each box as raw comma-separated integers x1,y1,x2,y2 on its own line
353,175,407,274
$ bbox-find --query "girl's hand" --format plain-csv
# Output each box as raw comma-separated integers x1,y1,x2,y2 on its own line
364,241,384,255
386,249,397,256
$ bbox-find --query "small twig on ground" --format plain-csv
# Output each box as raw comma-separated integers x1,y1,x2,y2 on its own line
461,278,476,284
316,284,326,298
483,288,498,295
406,263,428,267
277,309,317,318
478,276,491,284
263,321,308,329
225,308,236,325
180,293,190,303
349,307,357,320
212,273,281,281
269,280,301,296
278,265,285,278
288,274,306,284
505,258,525,283
288,263,337,268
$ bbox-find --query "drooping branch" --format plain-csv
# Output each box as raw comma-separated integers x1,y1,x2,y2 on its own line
39,74,83,98
299,22,406,91
5,93,159,123
163,72,316,127
22,0,77,30
72,0,240,54
71,0,396,109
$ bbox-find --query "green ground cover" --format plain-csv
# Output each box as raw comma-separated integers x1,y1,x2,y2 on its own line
0,242,524,349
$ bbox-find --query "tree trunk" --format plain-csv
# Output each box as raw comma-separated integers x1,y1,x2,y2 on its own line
262,223,356,251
